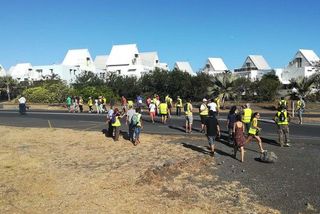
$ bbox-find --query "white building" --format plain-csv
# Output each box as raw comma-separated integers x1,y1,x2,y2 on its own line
8,63,34,81
94,55,109,79
140,52,168,71
0,65,6,77
106,44,168,78
174,61,195,75
281,49,319,84
234,55,272,81
202,58,228,76
62,49,96,72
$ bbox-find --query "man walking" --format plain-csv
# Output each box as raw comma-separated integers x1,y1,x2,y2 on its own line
126,105,136,142
205,110,220,156
184,99,193,133
296,96,305,125
274,108,291,147
199,98,209,133
176,96,182,116
242,103,252,134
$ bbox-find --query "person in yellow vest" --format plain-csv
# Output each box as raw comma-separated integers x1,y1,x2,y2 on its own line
199,98,209,133
278,97,288,110
296,96,305,125
111,108,124,141
184,99,193,133
127,100,134,108
242,103,252,134
214,97,220,115
274,108,291,147
245,112,265,153
102,96,107,112
79,96,84,113
165,95,173,118
87,97,93,113
159,99,168,124
176,96,183,116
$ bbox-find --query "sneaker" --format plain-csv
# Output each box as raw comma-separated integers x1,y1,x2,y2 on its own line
284,143,291,147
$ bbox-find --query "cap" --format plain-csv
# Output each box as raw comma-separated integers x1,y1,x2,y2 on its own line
203,98,208,102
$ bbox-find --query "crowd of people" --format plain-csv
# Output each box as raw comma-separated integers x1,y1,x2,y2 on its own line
64,94,306,162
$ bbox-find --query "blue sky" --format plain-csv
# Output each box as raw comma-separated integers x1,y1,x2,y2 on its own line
1,0,319,71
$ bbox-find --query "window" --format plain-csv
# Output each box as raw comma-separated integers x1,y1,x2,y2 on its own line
246,62,251,68
155,60,159,63
100,73,106,79
296,58,302,68
117,70,121,75
134,54,139,58
128,69,136,72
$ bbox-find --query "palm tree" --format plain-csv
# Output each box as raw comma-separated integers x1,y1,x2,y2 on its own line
0,76,18,101
289,74,317,98
207,73,236,108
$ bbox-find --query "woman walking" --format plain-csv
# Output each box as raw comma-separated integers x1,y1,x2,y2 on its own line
233,114,246,162
246,112,265,153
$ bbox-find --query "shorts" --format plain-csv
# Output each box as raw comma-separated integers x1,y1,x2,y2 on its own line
161,113,167,117
186,115,193,124
149,112,155,117
200,115,207,124
134,127,141,139
207,135,215,146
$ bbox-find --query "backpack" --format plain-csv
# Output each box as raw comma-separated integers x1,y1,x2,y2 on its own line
260,151,278,163
131,113,139,126
279,101,286,110
111,114,116,123
184,103,188,112
278,111,285,122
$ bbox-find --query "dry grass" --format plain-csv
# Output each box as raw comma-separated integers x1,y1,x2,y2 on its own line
0,126,279,213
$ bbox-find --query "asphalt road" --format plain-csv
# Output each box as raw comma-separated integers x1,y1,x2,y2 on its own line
0,109,319,213
0,110,319,143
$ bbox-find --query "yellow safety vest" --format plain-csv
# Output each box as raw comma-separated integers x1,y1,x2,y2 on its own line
88,99,93,106
199,103,208,116
112,116,121,127
242,108,252,123
276,111,289,125
128,100,133,107
248,118,258,135
185,103,192,116
176,98,182,107
159,103,168,114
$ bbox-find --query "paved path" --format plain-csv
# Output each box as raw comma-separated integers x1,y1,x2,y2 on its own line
0,110,319,142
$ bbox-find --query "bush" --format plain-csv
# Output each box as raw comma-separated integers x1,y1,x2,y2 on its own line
23,87,52,103
73,86,117,102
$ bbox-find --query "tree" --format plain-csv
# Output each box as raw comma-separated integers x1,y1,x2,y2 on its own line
256,73,281,101
208,73,236,107
0,76,18,101
289,75,316,98
233,77,252,101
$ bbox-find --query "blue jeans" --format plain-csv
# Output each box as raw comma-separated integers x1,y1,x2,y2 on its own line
129,123,135,141
134,127,141,139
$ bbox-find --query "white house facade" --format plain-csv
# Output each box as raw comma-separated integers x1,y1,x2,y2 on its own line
106,44,168,78
174,61,195,75
234,55,273,81
202,58,228,76
280,49,319,84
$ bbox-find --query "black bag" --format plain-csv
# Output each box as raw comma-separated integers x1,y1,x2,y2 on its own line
279,111,285,122
184,103,188,112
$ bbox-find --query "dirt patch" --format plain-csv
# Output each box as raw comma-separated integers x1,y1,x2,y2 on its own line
0,126,279,213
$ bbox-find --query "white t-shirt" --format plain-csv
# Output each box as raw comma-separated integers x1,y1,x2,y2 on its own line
149,103,156,112
207,102,217,112
18,97,26,104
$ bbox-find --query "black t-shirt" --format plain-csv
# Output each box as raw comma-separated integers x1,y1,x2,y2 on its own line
205,116,219,136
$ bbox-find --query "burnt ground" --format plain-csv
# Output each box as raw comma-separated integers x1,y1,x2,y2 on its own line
170,133,320,214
